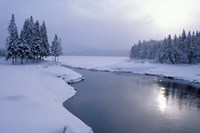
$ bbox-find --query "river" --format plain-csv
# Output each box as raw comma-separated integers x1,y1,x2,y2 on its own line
63,69,200,133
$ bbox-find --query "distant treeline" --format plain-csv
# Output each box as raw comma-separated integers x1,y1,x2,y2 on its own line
130,30,200,64
5,14,62,64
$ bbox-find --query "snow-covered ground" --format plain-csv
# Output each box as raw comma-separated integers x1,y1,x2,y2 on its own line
1,56,199,133
54,56,200,85
0,59,93,133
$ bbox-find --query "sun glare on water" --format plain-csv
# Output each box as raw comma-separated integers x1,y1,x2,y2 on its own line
157,87,167,112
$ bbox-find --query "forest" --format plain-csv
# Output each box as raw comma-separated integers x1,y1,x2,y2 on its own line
130,30,200,64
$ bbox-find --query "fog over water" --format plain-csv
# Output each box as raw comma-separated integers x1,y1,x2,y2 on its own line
0,0,200,55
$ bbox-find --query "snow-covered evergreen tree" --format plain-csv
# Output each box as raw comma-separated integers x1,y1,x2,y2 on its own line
59,38,63,55
188,32,198,63
196,32,200,62
29,16,35,59
19,19,32,63
40,21,50,58
178,30,188,63
129,46,134,58
18,33,25,64
157,37,168,63
172,34,182,63
5,14,19,64
32,21,42,62
167,34,180,64
51,34,62,62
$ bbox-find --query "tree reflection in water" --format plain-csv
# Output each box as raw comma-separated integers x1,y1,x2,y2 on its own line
157,78,200,111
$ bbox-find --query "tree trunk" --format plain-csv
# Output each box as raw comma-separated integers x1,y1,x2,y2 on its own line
12,58,14,65
15,57,17,63
21,57,23,64
36,56,38,63
55,56,56,63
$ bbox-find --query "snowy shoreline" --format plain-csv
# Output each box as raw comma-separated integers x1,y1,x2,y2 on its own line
63,64,200,88
57,56,200,88
0,59,93,133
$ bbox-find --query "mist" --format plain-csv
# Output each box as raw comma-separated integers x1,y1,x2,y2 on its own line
0,0,200,56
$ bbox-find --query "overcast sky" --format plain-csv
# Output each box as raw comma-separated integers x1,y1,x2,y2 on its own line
0,0,200,55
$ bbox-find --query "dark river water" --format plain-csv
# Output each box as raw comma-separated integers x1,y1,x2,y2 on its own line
63,69,200,133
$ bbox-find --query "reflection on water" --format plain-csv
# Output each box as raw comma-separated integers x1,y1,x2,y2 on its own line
64,69,200,133
158,78,200,111
157,87,167,112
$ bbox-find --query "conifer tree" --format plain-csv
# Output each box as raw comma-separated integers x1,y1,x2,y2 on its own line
18,31,25,64
5,14,19,64
40,21,50,58
188,32,198,63
51,34,62,62
18,19,32,63
29,16,35,59
59,38,63,55
32,21,42,62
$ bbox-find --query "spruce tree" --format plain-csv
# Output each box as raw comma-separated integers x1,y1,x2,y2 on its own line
40,21,50,59
196,32,200,62
18,32,25,64
157,37,168,63
19,19,32,63
32,21,42,62
51,34,62,62
29,16,35,59
172,34,182,63
129,46,134,58
188,32,198,63
186,31,192,63
5,14,19,64
167,34,179,64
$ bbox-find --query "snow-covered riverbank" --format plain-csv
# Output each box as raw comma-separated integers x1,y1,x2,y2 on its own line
55,56,200,86
0,59,93,133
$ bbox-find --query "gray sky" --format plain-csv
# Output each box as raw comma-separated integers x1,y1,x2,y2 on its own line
0,0,200,55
